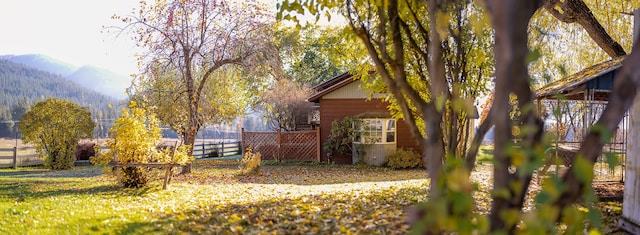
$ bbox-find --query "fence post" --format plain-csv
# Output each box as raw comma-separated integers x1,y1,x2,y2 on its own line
12,147,17,168
316,127,321,162
241,128,245,156
277,129,281,161
221,142,225,157
202,142,205,158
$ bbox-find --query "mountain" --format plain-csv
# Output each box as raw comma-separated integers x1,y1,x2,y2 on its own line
0,59,119,116
1,54,131,99
66,65,131,99
1,54,77,77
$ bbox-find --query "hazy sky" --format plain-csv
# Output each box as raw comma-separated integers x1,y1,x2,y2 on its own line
0,0,143,76
0,1,342,77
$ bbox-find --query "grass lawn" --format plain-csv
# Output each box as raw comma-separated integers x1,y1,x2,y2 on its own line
0,161,429,234
0,158,624,234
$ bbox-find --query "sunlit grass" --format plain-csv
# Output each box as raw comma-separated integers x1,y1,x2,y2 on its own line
477,144,494,163
0,156,625,234
0,163,429,234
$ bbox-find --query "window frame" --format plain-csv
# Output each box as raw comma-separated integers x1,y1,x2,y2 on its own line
355,118,396,144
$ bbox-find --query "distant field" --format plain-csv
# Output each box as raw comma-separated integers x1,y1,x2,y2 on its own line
0,138,27,148
0,139,40,167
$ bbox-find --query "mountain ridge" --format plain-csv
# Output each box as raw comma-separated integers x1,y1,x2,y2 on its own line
2,54,131,99
0,58,120,137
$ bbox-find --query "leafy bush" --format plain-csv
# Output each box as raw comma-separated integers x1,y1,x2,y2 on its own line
19,98,95,170
91,102,192,188
324,116,364,161
386,148,423,169
239,147,261,173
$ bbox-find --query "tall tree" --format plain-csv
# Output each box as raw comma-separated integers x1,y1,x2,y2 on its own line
261,79,313,131
529,0,638,88
281,0,640,233
282,0,492,185
275,24,365,86
132,65,252,143
543,0,627,57
112,0,278,173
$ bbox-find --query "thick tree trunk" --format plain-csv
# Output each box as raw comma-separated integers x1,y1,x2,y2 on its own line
544,0,627,57
181,127,196,174
486,0,544,232
180,95,201,174
181,69,199,174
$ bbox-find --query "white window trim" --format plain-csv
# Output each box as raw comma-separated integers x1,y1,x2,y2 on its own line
355,118,396,144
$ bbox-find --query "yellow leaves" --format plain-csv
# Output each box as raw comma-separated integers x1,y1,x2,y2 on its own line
553,5,565,14
152,164,429,233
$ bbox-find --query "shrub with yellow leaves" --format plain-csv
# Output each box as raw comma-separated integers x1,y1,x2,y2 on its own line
239,147,261,173
91,101,192,188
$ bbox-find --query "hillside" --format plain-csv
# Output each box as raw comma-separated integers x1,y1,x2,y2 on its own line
1,54,77,77
67,65,131,99
0,59,120,137
2,54,131,99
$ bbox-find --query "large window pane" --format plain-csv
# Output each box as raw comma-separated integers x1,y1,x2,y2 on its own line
358,118,396,144
386,120,395,143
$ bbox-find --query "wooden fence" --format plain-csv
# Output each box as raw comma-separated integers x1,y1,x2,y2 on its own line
192,141,242,158
0,146,42,168
241,128,320,162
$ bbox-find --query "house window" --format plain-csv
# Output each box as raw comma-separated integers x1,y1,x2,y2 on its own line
358,119,396,144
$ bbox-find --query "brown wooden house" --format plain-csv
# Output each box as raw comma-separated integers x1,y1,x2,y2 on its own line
308,72,421,165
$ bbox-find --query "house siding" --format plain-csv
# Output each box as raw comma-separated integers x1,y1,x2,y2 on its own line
319,98,421,164
322,80,368,99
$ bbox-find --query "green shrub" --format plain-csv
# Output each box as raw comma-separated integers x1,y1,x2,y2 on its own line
386,148,423,169
324,116,364,161
20,98,95,170
240,147,261,173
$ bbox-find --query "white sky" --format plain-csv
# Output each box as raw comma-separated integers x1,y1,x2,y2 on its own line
0,0,141,76
0,1,343,77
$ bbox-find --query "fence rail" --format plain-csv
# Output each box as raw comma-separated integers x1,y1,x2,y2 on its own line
0,146,41,168
192,141,242,158
241,128,320,162
0,140,243,168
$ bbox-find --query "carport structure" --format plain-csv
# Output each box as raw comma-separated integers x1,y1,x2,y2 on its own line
535,56,627,181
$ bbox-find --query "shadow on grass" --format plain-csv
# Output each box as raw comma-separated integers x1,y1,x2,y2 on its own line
232,165,427,186
119,186,422,234
0,167,104,178
0,174,160,200
0,181,120,200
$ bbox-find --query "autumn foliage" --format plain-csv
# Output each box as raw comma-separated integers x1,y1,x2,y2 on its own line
92,102,191,187
239,147,261,174
19,98,95,170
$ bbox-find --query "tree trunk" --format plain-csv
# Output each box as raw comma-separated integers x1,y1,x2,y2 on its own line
486,0,544,232
180,127,196,174
544,0,627,57
181,69,199,174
